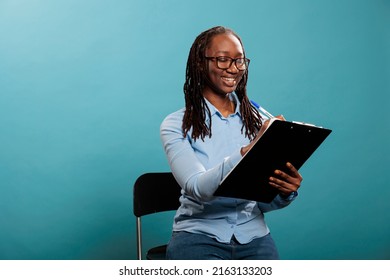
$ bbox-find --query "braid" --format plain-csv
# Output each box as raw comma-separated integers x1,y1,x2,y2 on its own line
182,26,262,141
182,28,212,141
234,63,263,140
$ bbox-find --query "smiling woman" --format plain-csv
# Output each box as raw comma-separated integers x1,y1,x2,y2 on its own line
159,26,303,260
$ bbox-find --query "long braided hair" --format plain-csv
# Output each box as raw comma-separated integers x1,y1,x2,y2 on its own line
182,26,262,141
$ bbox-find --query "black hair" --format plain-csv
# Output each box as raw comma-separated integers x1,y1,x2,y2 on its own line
182,26,262,141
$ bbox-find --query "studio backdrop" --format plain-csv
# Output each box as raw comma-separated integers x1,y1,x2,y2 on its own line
0,0,389,259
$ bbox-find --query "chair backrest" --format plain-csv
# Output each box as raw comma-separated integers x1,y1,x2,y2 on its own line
133,172,182,260
133,172,182,217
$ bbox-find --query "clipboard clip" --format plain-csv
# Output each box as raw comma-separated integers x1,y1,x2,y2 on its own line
251,100,324,129
292,121,323,128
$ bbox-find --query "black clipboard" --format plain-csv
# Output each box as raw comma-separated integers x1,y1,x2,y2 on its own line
214,119,332,203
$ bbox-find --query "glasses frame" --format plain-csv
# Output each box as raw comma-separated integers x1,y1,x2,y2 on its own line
204,56,250,71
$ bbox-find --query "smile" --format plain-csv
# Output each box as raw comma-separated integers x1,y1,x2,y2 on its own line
222,77,235,81
221,77,237,86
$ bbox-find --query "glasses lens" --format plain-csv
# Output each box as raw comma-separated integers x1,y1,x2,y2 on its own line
216,57,232,69
235,58,247,70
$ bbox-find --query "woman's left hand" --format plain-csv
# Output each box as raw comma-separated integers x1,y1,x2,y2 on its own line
269,162,303,196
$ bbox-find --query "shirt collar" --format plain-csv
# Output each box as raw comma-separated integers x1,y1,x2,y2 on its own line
203,92,241,120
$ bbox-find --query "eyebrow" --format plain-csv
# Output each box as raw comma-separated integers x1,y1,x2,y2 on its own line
215,51,244,56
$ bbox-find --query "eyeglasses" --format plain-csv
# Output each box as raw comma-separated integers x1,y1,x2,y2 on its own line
205,56,250,71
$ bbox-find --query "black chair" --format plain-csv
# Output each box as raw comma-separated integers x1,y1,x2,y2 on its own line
133,172,182,260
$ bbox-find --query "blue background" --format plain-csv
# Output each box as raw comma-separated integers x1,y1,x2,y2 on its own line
0,0,389,260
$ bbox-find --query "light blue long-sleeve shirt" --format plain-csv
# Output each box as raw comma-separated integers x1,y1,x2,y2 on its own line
160,93,296,244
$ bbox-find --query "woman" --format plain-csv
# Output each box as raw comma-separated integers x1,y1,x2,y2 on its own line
160,26,302,260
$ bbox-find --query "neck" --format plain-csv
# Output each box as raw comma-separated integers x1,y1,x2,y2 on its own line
203,89,235,117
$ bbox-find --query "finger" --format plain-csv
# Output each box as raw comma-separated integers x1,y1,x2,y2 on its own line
286,162,297,173
285,162,303,181
268,180,293,193
270,168,302,190
269,175,299,192
273,169,297,185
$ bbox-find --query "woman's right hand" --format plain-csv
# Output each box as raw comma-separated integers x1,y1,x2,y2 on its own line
240,115,285,156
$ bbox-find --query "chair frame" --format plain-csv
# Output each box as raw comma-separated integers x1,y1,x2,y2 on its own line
133,172,181,260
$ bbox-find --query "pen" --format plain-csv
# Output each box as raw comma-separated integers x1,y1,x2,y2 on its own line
250,100,275,119
259,106,275,119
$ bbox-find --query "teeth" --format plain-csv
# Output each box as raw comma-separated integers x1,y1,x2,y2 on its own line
222,77,235,81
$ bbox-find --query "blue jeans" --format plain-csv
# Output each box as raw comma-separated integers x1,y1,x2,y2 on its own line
166,231,280,260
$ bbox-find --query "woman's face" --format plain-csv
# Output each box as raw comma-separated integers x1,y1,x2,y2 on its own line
204,33,245,95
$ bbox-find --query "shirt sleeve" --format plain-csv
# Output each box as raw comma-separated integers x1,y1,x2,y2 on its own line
160,112,243,202
257,191,298,213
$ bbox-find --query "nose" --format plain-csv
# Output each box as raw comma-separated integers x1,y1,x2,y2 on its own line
226,61,239,73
